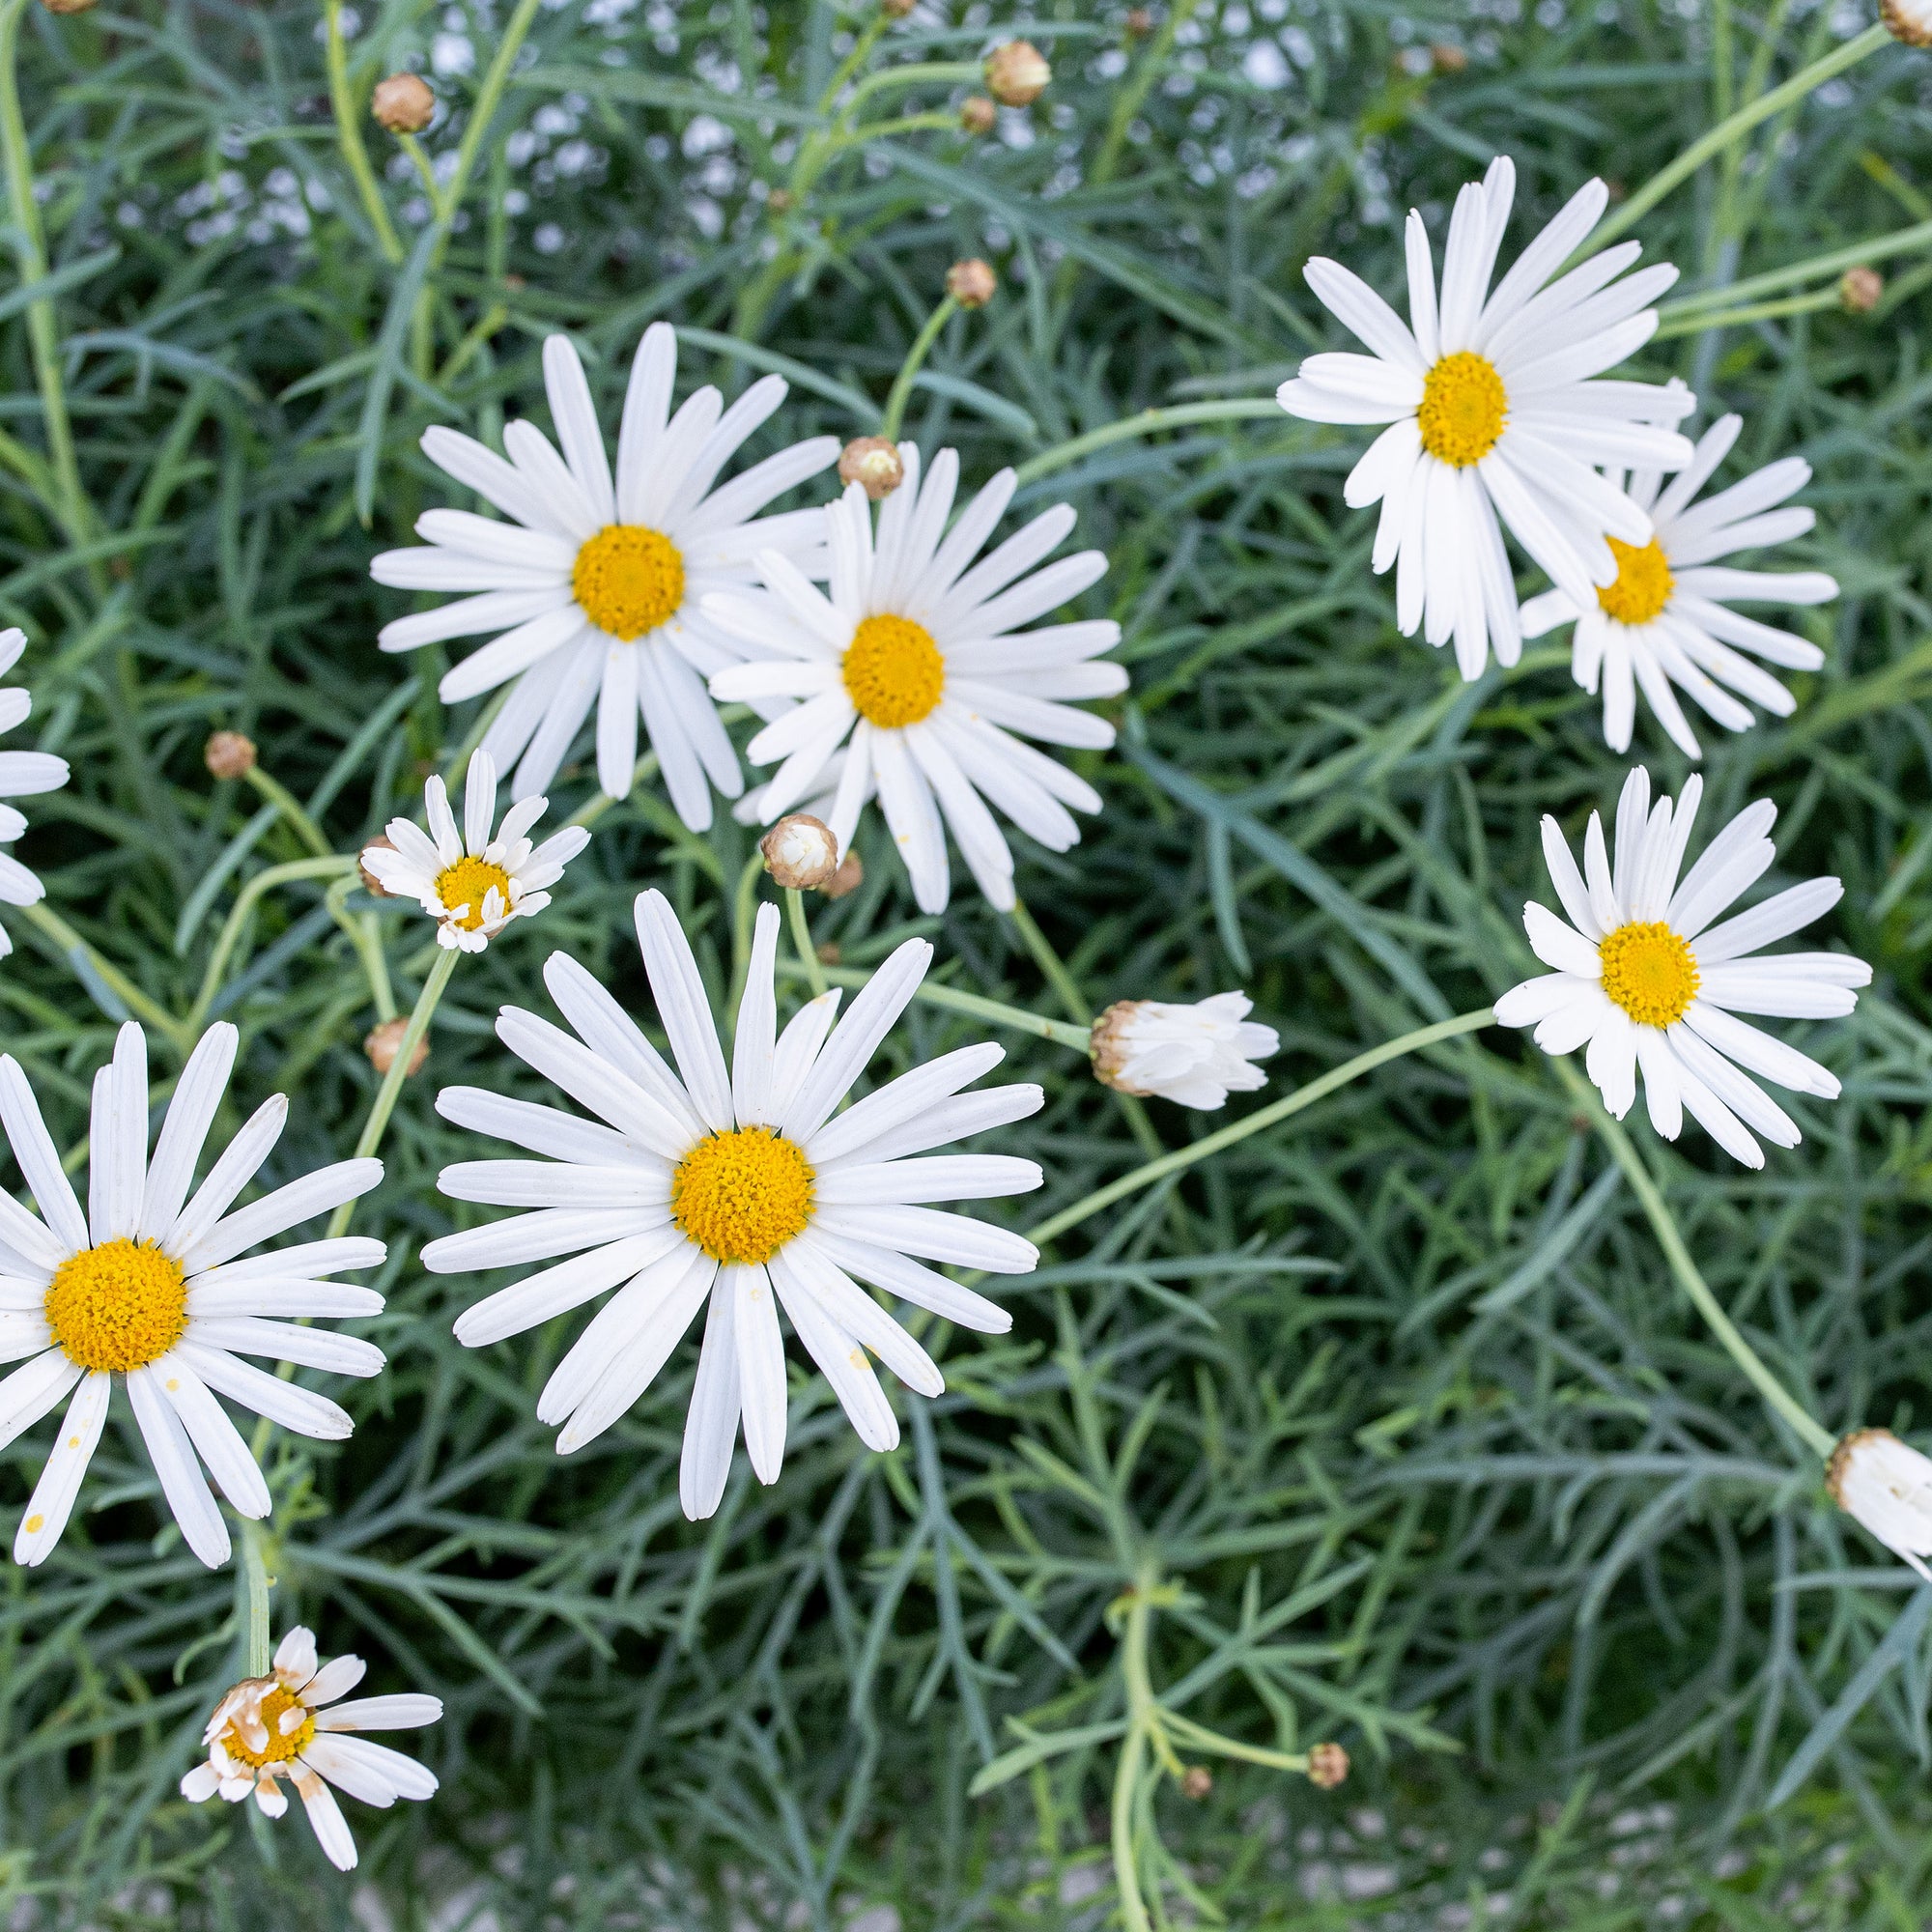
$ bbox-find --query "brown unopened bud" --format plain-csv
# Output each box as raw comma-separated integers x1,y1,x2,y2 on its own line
815,941,840,965
1180,1766,1212,1801
947,258,997,309
838,437,904,500
364,1017,427,1078
358,836,398,897
372,72,436,134
766,186,795,214
1306,1743,1350,1790
823,850,864,899
39,0,98,14
881,0,916,14
1883,0,1932,46
204,731,257,781
1841,266,1884,314
959,95,997,135
1430,41,1468,71
761,813,839,890
984,39,1050,106
1124,8,1154,36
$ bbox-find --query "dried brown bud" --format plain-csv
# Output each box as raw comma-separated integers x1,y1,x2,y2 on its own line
1883,0,1932,46
1430,41,1468,72
959,95,998,135
1306,1743,1350,1790
947,258,997,309
358,835,398,898
204,731,257,781
815,941,840,965
823,850,864,899
984,39,1050,107
1180,1766,1212,1801
766,187,795,214
364,1017,428,1079
372,72,436,135
1124,7,1154,36
39,0,98,14
1840,266,1884,314
761,814,840,890
838,437,905,500
881,0,916,14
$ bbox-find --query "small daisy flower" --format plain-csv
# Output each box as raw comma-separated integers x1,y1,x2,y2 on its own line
1495,767,1871,1168
0,627,70,961
1828,1428,1932,1579
0,1023,384,1567
361,751,587,953
702,444,1123,914
1090,994,1279,1110
182,1624,441,1871
1520,403,1836,756
1277,156,1695,680
423,890,1044,1519
370,326,840,824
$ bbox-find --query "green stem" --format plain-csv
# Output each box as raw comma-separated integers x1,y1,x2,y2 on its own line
567,748,664,829
1008,897,1092,1026
191,856,358,1035
1661,215,1932,316
243,767,333,861
839,60,980,117
1110,1569,1159,1932
1093,0,1203,187
1653,287,1845,338
323,0,404,264
779,957,1094,1050
241,1518,273,1678
785,888,828,999
17,900,193,1054
1013,401,1283,489
879,294,957,440
822,109,959,151
327,873,396,1022
431,0,544,270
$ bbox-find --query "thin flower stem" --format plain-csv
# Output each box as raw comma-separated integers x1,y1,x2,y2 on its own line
243,766,333,861
1556,1061,1836,1461
326,873,396,1022
323,0,404,264
431,0,544,269
191,856,358,1035
565,750,664,829
785,888,828,999
1110,1565,1164,1932
241,1518,274,1678
779,957,1094,1049
1653,287,1845,338
879,294,957,440
1012,402,1284,489
823,110,959,152
839,60,980,117
16,901,194,1054
1093,0,1205,187
1661,214,1932,316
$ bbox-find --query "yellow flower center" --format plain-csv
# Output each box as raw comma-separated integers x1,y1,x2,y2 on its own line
671,1127,815,1266
841,614,946,729
1417,351,1509,468
1596,535,1675,626
219,1684,316,1770
1598,920,1700,1028
571,524,687,640
435,855,514,931
44,1237,187,1374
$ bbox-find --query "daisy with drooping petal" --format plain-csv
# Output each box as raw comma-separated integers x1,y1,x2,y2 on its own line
423,890,1043,1518
0,627,70,961
1090,993,1279,1111
1519,399,1836,756
702,444,1123,914
1277,155,1695,680
370,326,840,823
1495,767,1870,1168
182,1624,441,1871
361,751,587,953
0,1023,384,1567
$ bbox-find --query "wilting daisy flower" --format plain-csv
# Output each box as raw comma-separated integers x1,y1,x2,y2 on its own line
1495,767,1870,1167
0,627,70,961
1520,402,1836,756
361,750,586,953
1277,156,1694,680
702,444,1122,914
1090,993,1279,1110
424,891,1043,1518
370,326,840,823
0,1022,384,1567
1828,1428,1932,1579
182,1624,441,1871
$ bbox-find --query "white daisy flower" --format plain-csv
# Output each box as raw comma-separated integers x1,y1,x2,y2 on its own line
361,751,587,953
423,889,1044,1518
181,1623,441,1872
369,325,840,824
701,444,1123,914
0,1022,384,1567
1520,402,1836,756
1090,993,1279,1111
1495,767,1871,1168
1827,1428,1932,1579
1276,155,1695,680
0,626,71,961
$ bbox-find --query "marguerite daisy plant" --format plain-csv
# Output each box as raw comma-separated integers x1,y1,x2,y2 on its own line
423,891,1044,1518
0,626,70,960
1276,156,1694,680
1519,401,1836,756
370,326,840,823
0,1023,384,1567
1495,767,1871,1168
702,444,1123,914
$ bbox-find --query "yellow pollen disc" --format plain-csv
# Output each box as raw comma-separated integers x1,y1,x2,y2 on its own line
44,1238,187,1374
1598,920,1700,1028
671,1127,815,1266
219,1684,316,1770
1596,535,1675,626
841,614,946,729
1417,351,1509,468
572,524,687,640
435,855,514,931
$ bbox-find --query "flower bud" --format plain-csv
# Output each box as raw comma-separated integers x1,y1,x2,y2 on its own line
358,835,398,898
1840,266,1884,314
1306,1743,1350,1790
947,258,997,309
1883,0,1932,45
984,40,1050,107
761,813,840,890
838,436,905,500
1828,1427,1932,1577
1124,8,1154,36
881,0,916,14
1430,41,1468,71
1180,1766,1212,1801
766,186,795,214
372,72,436,134
204,731,257,781
1091,993,1278,1111
823,850,865,899
959,95,997,135
364,1017,428,1079
39,0,98,14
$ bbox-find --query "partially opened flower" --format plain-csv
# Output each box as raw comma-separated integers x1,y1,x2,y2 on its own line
1091,993,1278,1110
1828,1428,1932,1578
1496,767,1870,1167
424,891,1043,1518
1520,402,1835,755
0,626,70,960
703,444,1122,913
370,326,839,822
361,751,587,952
1277,156,1693,680
0,1023,384,1567
182,1624,441,1871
